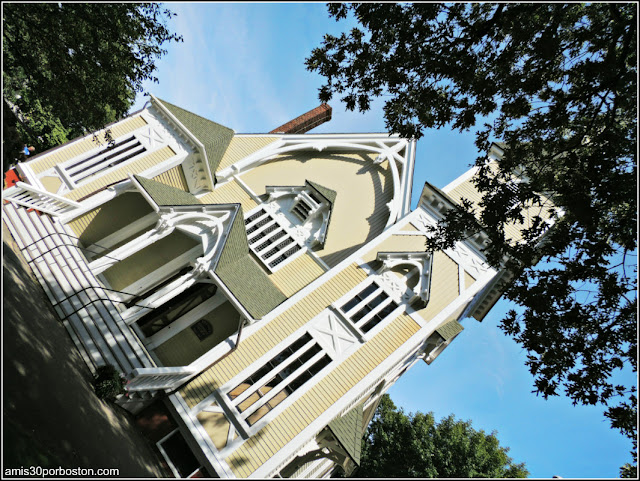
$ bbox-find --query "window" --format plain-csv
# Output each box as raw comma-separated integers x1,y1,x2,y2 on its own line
504,180,521,209
227,333,331,426
135,280,216,337
157,429,202,478
191,319,213,341
244,207,304,271
339,281,399,334
291,197,313,221
59,135,146,185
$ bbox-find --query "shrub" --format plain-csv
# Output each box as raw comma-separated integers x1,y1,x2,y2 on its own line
92,364,127,401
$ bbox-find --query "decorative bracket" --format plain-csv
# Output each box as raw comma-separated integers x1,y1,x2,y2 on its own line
376,251,433,306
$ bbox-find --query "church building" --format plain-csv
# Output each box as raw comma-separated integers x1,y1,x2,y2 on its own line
2,95,550,478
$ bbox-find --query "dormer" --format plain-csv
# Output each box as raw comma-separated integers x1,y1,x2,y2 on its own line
263,180,335,248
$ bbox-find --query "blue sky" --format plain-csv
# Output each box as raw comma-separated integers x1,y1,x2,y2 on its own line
131,3,634,478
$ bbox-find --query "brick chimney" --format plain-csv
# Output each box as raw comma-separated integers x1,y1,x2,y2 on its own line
269,104,332,134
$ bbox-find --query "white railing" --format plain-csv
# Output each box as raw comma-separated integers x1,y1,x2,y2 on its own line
126,366,197,392
2,181,82,216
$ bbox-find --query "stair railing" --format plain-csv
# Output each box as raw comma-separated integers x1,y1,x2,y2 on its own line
2,181,81,216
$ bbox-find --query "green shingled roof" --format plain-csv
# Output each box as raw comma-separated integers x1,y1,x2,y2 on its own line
134,175,202,206
328,403,364,466
214,207,287,319
307,180,337,206
156,98,234,180
436,319,464,342
132,176,285,319
306,180,337,247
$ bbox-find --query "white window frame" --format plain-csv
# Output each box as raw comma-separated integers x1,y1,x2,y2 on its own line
214,322,347,445
156,428,204,478
290,190,321,222
244,205,307,272
331,277,406,341
226,332,331,429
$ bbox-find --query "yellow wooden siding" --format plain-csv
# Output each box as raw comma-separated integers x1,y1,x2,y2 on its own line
360,234,428,265
416,251,460,321
400,223,421,233
64,146,176,201
40,175,62,194
216,136,278,173
154,301,241,367
199,180,258,211
180,262,368,408
268,252,327,297
446,178,483,208
101,230,198,291
464,271,476,290
225,312,422,477
504,193,555,243
240,151,393,269
29,116,148,175
152,165,189,192
65,192,154,245
446,171,555,244
196,411,231,450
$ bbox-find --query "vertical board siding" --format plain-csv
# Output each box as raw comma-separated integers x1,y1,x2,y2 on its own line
446,179,483,208
152,165,189,192
154,301,240,367
29,116,148,175
64,146,176,201
464,271,476,290
360,234,428,264
225,312,422,476
446,175,555,245
180,263,368,408
101,230,198,291
198,180,258,211
67,209,99,239
268,252,327,297
318,158,393,268
65,192,154,245
216,136,278,173
417,251,460,321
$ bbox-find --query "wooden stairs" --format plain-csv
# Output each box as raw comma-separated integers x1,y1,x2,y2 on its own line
2,201,157,394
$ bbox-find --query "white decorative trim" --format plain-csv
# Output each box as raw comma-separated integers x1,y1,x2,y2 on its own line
166,394,237,478
256,267,492,479
244,204,307,273
149,94,216,191
409,208,495,281
264,185,332,248
85,212,158,260
217,135,413,228
377,251,433,305
114,245,203,302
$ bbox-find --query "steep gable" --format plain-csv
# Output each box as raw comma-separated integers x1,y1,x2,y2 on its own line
214,207,287,319
134,174,202,207
156,98,234,179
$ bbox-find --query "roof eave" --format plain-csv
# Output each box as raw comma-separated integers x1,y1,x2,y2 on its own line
149,94,215,191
